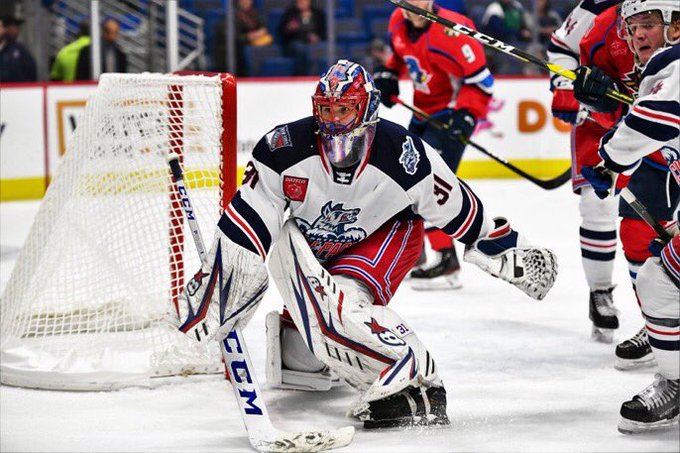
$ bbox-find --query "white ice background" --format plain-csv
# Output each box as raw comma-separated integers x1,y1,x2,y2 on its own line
1,180,678,452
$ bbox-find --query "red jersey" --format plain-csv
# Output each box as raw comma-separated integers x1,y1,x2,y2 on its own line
385,6,493,119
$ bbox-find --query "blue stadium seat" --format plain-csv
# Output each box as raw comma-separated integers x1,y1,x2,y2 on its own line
267,8,285,43
244,45,283,76
260,57,295,77
361,5,392,32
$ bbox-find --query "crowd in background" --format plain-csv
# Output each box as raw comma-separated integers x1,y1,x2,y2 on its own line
0,0,576,82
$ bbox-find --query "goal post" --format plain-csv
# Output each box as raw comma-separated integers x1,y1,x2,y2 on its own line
0,73,237,390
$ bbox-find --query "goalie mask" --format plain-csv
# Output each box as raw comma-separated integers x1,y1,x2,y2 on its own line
312,60,380,169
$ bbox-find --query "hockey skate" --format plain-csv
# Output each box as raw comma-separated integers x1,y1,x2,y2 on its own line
355,386,450,429
615,327,657,370
618,374,679,434
410,247,462,290
589,287,619,343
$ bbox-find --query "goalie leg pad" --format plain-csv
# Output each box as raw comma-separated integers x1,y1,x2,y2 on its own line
269,219,442,393
463,217,558,300
175,228,268,343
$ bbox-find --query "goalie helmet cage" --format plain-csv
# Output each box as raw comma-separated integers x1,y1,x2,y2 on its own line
0,73,237,390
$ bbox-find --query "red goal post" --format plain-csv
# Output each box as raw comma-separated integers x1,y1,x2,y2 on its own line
0,72,237,390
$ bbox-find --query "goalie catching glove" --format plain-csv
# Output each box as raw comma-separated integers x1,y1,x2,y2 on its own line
173,234,268,342
464,217,558,300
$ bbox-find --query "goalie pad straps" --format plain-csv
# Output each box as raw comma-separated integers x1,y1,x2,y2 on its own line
177,229,269,343
463,217,558,301
269,219,442,395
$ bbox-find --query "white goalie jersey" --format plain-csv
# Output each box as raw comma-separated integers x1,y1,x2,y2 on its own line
219,116,493,262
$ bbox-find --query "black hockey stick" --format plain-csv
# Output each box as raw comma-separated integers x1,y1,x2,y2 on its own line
393,97,571,190
387,0,633,105
620,188,673,242
167,153,354,453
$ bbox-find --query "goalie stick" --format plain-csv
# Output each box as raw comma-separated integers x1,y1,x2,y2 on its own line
387,0,633,105
167,153,355,453
393,97,571,190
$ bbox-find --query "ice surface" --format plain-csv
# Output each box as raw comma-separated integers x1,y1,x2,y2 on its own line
1,180,678,452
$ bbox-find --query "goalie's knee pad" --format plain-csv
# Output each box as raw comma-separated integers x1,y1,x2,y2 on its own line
265,311,338,391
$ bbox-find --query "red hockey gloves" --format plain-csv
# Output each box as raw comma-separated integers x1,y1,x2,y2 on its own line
551,88,580,124
373,66,399,108
574,66,620,114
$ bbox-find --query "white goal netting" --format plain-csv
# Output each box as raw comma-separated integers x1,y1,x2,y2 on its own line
0,73,236,390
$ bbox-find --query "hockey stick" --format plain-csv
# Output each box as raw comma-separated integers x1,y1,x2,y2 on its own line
167,153,355,453
620,187,673,243
393,97,571,190
387,0,633,105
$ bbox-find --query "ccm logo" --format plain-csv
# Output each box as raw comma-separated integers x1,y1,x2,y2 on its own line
178,186,195,220
223,330,263,415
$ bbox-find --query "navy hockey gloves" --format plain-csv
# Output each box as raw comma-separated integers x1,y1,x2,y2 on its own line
373,66,399,108
447,108,476,144
581,165,617,199
574,66,620,114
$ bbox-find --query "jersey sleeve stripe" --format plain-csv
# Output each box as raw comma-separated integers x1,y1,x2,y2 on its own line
661,241,680,285
635,101,680,124
548,38,578,60
463,67,494,95
219,198,268,259
230,192,272,251
441,179,485,244
217,214,261,258
625,110,679,142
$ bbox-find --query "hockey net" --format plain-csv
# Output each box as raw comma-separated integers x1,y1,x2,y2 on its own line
0,73,237,390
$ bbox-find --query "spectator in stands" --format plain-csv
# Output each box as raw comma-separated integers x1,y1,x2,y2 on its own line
536,0,562,46
481,0,531,73
50,22,90,82
278,0,326,76
482,0,531,42
0,15,37,82
437,0,467,14
76,18,128,80
215,0,273,76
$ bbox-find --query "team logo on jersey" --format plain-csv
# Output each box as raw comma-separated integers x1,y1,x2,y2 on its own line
364,317,406,346
399,136,420,175
660,146,680,185
621,68,641,94
297,201,367,259
403,56,432,94
650,81,664,95
283,176,309,201
266,125,292,151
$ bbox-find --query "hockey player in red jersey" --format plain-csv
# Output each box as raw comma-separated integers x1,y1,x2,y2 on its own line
547,0,623,343
173,60,557,429
373,0,494,291
574,4,679,367
576,0,679,433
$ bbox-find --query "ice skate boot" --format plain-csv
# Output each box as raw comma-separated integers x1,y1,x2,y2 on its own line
615,327,657,370
410,247,462,290
618,374,679,434
357,386,450,429
589,287,619,343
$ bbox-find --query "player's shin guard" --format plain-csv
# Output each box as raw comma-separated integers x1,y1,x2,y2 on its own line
270,220,446,427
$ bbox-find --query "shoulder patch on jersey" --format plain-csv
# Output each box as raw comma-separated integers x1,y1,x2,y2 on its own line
283,175,309,202
399,136,420,175
266,125,292,151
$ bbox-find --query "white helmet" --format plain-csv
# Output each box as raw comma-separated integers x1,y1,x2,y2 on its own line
620,0,680,46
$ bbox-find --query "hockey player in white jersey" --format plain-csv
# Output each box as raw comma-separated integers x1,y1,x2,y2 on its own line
173,60,557,429
577,0,679,434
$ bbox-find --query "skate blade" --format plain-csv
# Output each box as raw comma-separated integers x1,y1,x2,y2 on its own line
591,326,615,344
410,275,462,291
617,415,679,434
364,414,451,430
614,355,657,371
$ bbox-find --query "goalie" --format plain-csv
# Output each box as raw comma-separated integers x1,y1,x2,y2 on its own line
174,60,558,429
